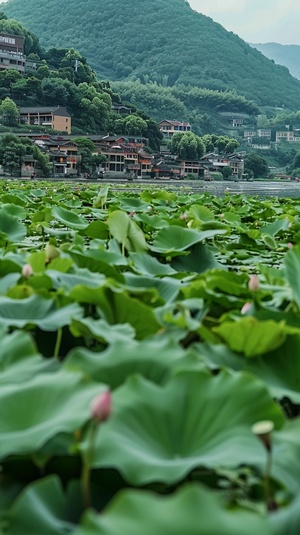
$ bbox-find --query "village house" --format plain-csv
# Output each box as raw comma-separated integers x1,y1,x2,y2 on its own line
158,120,192,138
19,106,72,134
276,130,296,142
0,33,26,73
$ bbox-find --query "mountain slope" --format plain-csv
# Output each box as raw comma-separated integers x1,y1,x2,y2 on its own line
2,0,300,110
250,43,300,80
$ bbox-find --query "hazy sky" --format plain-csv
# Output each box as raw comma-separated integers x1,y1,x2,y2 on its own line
189,0,300,45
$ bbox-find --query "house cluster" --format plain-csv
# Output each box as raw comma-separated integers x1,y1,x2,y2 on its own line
11,127,245,179
14,132,154,178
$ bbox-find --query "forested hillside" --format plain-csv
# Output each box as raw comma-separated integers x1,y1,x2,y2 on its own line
3,0,300,110
251,43,300,81
0,15,163,148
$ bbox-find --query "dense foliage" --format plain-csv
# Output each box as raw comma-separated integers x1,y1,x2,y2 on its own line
0,181,300,532
3,0,300,111
0,19,163,146
111,80,260,135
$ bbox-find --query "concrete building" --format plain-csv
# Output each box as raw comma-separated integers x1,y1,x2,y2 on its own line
159,120,192,138
19,106,72,134
0,33,26,73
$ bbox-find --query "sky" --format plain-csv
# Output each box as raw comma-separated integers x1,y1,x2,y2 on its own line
188,0,300,45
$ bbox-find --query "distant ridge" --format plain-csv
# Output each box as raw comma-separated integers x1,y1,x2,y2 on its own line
2,0,300,109
250,42,300,80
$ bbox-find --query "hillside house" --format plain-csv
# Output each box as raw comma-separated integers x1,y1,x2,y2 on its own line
19,106,72,134
159,120,191,139
276,131,296,142
0,33,25,73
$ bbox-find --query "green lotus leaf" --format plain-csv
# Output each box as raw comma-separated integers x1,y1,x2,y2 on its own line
0,273,20,295
70,286,160,340
0,211,27,243
65,336,188,389
260,219,290,236
68,250,124,282
1,194,26,206
107,210,148,252
130,252,177,276
6,476,74,535
270,493,300,535
151,226,227,255
75,484,273,535
0,294,83,331
123,273,182,303
197,333,300,404
52,206,88,229
271,418,300,496
119,197,150,212
2,203,27,219
79,220,109,240
47,268,106,292
0,328,57,386
0,258,21,276
188,204,215,222
70,317,136,344
88,370,284,485
137,213,169,230
0,369,105,460
285,245,300,309
171,242,223,273
212,318,288,358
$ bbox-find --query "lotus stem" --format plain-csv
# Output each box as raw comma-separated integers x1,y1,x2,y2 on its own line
264,448,273,512
53,327,62,359
81,421,98,509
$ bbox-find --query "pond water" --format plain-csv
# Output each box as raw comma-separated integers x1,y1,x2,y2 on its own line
177,180,300,199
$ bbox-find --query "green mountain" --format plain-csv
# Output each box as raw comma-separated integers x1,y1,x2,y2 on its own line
250,42,300,81
3,0,300,111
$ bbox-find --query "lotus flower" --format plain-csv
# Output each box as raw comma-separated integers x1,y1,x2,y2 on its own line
90,391,112,423
22,263,33,279
248,275,260,291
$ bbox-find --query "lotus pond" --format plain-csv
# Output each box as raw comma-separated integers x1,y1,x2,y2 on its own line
1,180,300,533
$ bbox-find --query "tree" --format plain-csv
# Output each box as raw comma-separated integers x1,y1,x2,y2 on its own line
244,153,269,178
124,115,147,136
0,134,26,176
0,134,50,177
170,132,205,160
0,97,19,126
221,166,233,179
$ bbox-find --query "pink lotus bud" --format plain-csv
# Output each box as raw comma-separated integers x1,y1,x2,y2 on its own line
180,212,187,220
248,275,260,291
22,263,33,279
241,301,251,315
288,242,293,248
90,391,112,423
129,211,135,217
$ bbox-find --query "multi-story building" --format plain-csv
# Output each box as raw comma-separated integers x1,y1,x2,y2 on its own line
19,106,72,134
158,120,192,138
0,33,26,73
276,131,296,142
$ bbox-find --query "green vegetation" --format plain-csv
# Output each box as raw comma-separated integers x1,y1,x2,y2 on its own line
0,133,50,176
0,17,163,147
3,0,300,112
0,182,299,531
